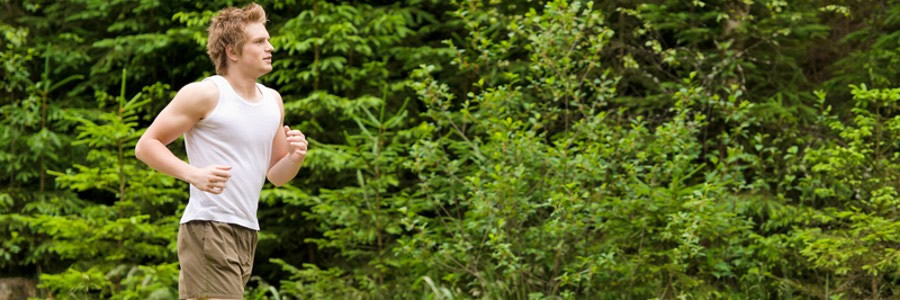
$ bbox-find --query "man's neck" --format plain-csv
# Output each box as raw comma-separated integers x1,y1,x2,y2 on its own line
222,70,260,101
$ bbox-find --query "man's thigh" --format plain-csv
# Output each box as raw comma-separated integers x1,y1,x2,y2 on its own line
178,220,257,300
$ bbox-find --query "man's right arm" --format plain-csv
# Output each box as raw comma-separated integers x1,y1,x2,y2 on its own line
135,81,232,194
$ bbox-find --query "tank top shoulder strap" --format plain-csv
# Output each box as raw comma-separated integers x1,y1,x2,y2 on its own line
255,82,269,98
205,75,232,98
255,83,280,119
257,83,278,106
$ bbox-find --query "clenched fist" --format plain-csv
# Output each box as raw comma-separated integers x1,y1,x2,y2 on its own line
284,125,308,163
189,165,232,194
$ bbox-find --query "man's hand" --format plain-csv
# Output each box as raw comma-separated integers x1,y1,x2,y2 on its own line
188,165,232,194
284,125,308,163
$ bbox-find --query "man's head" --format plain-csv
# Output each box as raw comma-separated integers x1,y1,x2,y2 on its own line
207,3,273,76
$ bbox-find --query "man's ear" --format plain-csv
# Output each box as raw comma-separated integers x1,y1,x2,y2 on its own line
226,45,240,62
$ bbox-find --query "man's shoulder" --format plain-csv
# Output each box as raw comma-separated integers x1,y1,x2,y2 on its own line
177,80,219,103
168,80,219,119
263,86,283,104
263,85,281,97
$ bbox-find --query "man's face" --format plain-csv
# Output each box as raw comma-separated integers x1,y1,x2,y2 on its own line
236,22,273,76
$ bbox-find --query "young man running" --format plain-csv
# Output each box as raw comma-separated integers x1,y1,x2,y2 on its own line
135,3,306,299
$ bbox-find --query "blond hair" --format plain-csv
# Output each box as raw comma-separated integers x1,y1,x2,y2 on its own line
207,3,267,75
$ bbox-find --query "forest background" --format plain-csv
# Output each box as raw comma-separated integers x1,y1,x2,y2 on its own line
2,0,900,299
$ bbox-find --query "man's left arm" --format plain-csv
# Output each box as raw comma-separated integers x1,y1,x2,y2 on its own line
267,90,307,187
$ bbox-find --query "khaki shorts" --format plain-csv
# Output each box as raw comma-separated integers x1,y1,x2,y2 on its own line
178,220,258,299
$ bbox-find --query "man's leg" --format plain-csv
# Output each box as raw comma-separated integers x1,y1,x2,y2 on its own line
237,223,258,287
178,221,249,300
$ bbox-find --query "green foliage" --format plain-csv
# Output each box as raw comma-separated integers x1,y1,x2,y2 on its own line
254,1,454,297
790,85,900,296
2,0,900,299
4,70,182,298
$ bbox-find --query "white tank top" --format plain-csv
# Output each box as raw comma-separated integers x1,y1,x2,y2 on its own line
179,75,280,230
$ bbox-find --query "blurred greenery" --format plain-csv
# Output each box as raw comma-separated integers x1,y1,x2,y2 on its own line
1,0,899,299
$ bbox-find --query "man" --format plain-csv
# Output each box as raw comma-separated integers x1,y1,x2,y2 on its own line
134,3,306,299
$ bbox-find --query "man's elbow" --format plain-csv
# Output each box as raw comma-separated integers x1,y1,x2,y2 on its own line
269,179,286,187
134,139,146,162
267,174,286,187
134,137,155,164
